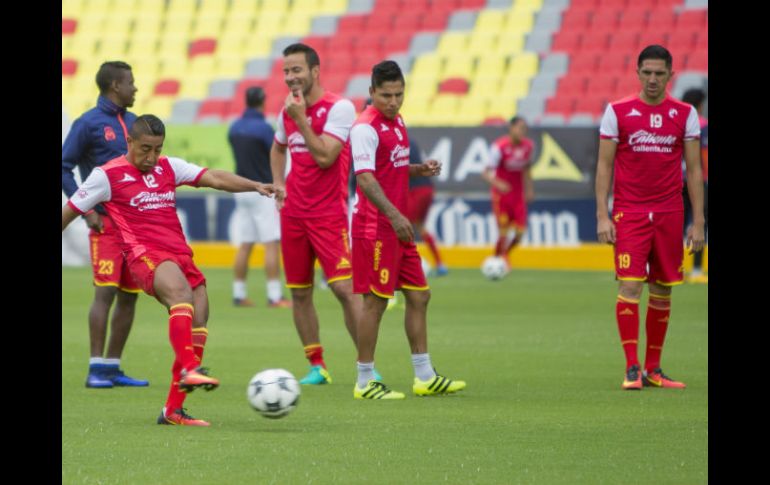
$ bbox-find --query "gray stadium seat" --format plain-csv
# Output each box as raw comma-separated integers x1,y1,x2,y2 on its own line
528,75,558,98
673,72,708,98
525,31,553,54
208,79,237,98
486,0,512,8
541,0,570,9
244,58,272,78
389,53,413,74
516,96,546,120
347,0,374,14
310,16,338,36
567,114,598,127
538,114,567,126
684,0,709,8
447,10,478,31
539,53,569,77
409,33,440,57
271,37,301,58
169,99,201,124
533,6,564,32
345,75,371,98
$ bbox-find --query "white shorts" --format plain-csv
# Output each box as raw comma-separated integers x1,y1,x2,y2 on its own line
228,192,281,244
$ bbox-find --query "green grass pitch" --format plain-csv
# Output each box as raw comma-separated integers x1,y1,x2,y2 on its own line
62,266,707,484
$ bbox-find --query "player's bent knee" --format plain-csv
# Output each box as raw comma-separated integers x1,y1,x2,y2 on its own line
618,280,644,299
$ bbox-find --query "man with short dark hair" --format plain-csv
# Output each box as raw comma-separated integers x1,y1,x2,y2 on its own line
228,86,290,308
63,114,278,426
62,61,148,389
596,45,705,390
350,60,465,399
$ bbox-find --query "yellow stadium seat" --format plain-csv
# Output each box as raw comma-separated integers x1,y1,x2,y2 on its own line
407,77,438,97
62,0,85,18
282,15,312,36
494,32,525,55
441,54,475,79
475,10,506,32
507,53,539,78
466,33,498,56
61,78,74,97
229,0,260,17
178,77,212,99
62,37,76,59
468,77,500,97
82,0,113,14
255,13,286,35
135,0,165,14
126,35,160,59
511,0,543,12
291,0,323,12
64,93,95,118
319,0,348,14
222,16,255,36
128,59,160,82
132,14,163,37
75,58,102,82
505,11,534,33
411,54,443,79
77,13,107,35
198,0,228,16
137,97,175,121
191,16,224,38
96,37,129,59
242,35,275,58
102,16,132,36
436,33,469,55
456,97,488,125
429,95,459,119
475,55,507,77
215,56,247,78
486,98,518,120
217,34,248,55
158,57,189,78
259,0,291,14
163,13,195,35
157,36,189,61
167,0,198,16
498,76,531,99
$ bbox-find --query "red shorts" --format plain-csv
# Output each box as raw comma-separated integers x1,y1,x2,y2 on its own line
352,237,429,298
280,214,352,288
88,214,140,293
407,186,434,223
613,210,684,286
127,250,206,297
491,191,527,229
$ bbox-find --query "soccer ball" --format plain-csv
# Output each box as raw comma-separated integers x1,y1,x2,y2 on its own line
481,256,508,280
247,369,300,419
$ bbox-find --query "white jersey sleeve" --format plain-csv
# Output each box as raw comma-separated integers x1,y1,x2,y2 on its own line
488,143,502,169
68,167,111,213
168,157,206,186
274,109,287,145
350,124,379,173
323,99,356,142
684,105,701,140
599,104,619,142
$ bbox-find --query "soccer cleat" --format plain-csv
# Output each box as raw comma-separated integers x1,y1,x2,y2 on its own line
643,368,686,388
85,372,114,389
372,368,383,382
157,408,210,427
233,297,256,307
106,368,149,387
268,298,292,309
178,367,220,393
436,264,449,276
413,373,466,396
622,364,643,390
299,365,332,385
354,380,405,400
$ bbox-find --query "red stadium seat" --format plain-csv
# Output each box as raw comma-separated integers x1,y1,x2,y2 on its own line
356,33,384,52
397,15,421,32
608,31,639,51
196,98,229,120
569,53,599,75
364,14,394,35
598,52,629,75
154,79,181,96
337,15,367,33
590,9,621,30
695,31,708,49
551,31,582,53
420,11,449,31
62,59,77,76
580,32,609,52
614,76,640,98
438,78,470,94
384,32,413,54
350,96,368,113
329,33,356,52
560,9,593,31
546,97,575,117
617,8,649,31
646,10,675,31
324,74,349,93
62,18,77,35
668,31,695,52
189,38,217,58
353,50,385,73
684,51,708,72
570,0,599,7
326,54,355,75
676,9,707,29
597,0,628,7
636,32,668,51
459,0,487,8
557,76,587,97
482,116,508,126
586,76,617,95
657,0,685,7
430,0,459,14
573,95,608,115
301,36,330,54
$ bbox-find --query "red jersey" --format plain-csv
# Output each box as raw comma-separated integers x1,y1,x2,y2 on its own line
274,91,355,218
350,106,411,240
488,135,534,197
600,95,701,212
67,155,207,262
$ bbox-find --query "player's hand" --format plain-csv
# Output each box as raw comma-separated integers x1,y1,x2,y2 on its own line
686,221,705,254
255,182,276,198
85,211,104,233
285,90,306,122
274,185,287,210
493,178,511,193
597,216,616,244
389,211,414,243
418,159,442,177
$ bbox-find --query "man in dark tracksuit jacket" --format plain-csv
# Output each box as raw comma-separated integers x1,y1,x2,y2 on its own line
62,61,148,388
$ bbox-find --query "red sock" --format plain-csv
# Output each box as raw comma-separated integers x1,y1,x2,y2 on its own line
192,327,208,365
164,359,185,415
168,303,197,373
304,344,325,368
616,296,640,369
421,231,443,265
494,236,507,257
644,293,671,372
505,234,521,256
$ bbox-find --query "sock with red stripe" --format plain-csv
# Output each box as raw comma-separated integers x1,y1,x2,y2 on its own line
494,236,507,257
168,303,198,373
616,296,640,370
304,343,326,368
644,293,672,373
421,231,443,266
164,359,185,415
192,327,208,365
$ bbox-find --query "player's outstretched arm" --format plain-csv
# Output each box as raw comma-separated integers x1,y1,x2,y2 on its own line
683,139,705,254
409,159,442,177
595,139,617,244
198,169,277,197
356,172,414,243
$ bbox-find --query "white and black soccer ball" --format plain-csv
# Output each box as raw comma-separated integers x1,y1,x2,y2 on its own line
247,369,300,419
481,256,508,281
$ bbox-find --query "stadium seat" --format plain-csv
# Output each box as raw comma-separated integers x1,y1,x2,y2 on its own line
62,18,77,36
636,32,668,51
505,11,534,32
590,9,620,30
420,11,450,31
494,32,525,55
557,76,586,97
546,97,574,117
580,32,609,53
668,31,695,52
568,53,598,76
617,7,649,31
676,9,707,30
551,31,582,53
586,76,617,96
596,0,628,8
560,10,593,31
684,51,708,72
573,95,607,115
474,10,505,32
438,78,470,94
189,38,217,58
154,79,181,96
570,0,599,7
62,59,78,77
437,33,469,55
597,52,629,75
507,53,538,78
466,34,497,57
614,76,640,98
695,31,708,49
646,11,675,32
608,31,639,51
386,32,414,54
442,54,476,79
196,98,230,121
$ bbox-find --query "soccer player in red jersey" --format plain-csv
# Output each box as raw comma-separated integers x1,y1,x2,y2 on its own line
350,60,465,399
595,45,705,390
63,115,278,425
270,43,368,385
482,116,535,272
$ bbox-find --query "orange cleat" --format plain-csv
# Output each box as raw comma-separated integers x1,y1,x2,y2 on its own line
643,368,686,388
179,367,220,393
622,364,643,390
157,407,210,426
